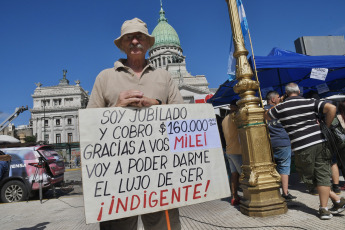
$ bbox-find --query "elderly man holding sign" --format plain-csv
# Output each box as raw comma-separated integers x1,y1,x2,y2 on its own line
88,18,183,230
88,18,183,109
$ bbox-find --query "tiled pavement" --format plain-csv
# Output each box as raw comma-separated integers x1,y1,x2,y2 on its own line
0,172,344,230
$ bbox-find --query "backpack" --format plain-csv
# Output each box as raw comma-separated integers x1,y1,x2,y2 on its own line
331,117,345,149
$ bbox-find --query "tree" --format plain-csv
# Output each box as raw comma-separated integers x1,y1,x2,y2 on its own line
24,136,36,143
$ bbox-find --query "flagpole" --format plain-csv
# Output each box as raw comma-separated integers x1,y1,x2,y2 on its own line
247,29,264,107
225,0,287,217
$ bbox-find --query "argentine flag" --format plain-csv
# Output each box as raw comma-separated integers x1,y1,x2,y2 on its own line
227,0,249,81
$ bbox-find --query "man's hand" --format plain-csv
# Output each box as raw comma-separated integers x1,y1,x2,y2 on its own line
129,96,160,107
116,90,161,108
0,154,11,161
264,110,272,121
140,97,160,107
279,94,287,103
115,90,144,107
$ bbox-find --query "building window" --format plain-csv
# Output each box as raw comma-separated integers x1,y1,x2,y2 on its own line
44,134,49,143
56,119,60,126
65,98,73,106
56,134,61,143
68,133,73,143
44,120,48,126
53,99,62,106
42,99,50,107
67,118,72,125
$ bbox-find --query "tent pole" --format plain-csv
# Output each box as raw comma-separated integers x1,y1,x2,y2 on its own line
277,69,284,95
248,30,263,107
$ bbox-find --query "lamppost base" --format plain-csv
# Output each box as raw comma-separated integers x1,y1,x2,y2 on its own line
239,183,287,217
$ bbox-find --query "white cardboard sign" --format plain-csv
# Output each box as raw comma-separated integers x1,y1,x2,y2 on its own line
310,68,328,81
316,83,330,94
79,104,230,224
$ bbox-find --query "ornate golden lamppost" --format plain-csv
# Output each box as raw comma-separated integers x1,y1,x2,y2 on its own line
225,0,287,216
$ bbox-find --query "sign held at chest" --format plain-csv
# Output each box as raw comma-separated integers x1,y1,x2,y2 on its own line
79,104,230,224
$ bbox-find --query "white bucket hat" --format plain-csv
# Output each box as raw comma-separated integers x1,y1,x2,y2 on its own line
114,18,155,50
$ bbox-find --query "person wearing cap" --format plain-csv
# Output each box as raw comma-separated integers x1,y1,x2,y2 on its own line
88,17,183,109
87,18,183,230
221,99,242,206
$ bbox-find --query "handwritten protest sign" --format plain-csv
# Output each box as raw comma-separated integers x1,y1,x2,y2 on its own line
316,83,330,94
79,104,230,224
310,68,328,81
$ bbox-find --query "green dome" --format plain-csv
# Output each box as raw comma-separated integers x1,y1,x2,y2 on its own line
151,6,181,49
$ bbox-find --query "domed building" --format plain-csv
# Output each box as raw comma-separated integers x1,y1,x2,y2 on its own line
149,4,211,103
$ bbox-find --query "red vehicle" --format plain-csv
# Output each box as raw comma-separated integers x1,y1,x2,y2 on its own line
0,145,65,203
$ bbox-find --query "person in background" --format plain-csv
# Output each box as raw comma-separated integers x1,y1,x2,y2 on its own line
87,17,183,230
216,114,232,186
331,100,345,191
222,99,242,206
330,148,341,195
305,91,341,196
0,150,11,180
265,91,296,201
74,155,80,168
265,83,345,220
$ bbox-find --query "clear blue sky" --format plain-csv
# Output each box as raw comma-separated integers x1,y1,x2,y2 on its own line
1,0,345,126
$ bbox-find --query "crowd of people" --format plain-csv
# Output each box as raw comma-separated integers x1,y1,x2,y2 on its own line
264,83,345,219
221,83,345,220
220,83,345,220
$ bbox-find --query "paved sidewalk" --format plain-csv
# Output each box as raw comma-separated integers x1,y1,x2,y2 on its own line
0,173,344,230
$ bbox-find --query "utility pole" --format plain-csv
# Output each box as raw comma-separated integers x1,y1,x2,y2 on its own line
43,97,46,144
225,0,287,216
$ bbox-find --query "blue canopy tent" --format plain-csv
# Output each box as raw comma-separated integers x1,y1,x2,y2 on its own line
208,48,345,106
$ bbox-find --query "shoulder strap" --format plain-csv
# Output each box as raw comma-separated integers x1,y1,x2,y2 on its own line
331,116,340,128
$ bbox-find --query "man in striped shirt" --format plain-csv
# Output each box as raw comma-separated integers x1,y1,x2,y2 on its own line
265,82,345,220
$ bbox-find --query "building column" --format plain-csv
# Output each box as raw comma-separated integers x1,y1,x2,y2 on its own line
48,117,52,144
75,115,79,142
62,116,66,143
37,117,41,141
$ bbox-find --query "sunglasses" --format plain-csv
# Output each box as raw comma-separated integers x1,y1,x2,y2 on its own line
123,33,147,42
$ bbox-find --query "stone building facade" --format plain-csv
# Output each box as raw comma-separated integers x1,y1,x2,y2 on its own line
149,4,211,103
30,71,89,144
